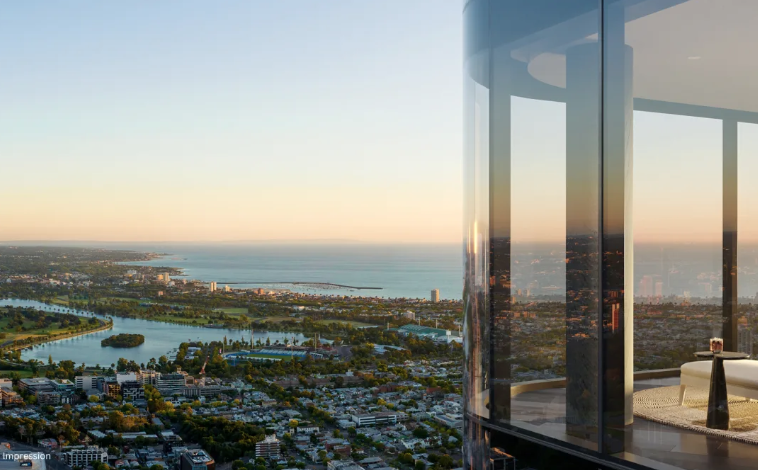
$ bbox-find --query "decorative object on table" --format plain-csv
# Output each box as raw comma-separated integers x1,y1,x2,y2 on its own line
710,337,724,353
693,350,749,430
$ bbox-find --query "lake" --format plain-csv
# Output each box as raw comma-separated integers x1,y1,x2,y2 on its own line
0,299,306,366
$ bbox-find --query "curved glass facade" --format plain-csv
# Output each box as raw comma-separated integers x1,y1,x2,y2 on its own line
463,1,758,469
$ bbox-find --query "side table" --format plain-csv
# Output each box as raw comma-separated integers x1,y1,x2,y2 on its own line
693,351,749,430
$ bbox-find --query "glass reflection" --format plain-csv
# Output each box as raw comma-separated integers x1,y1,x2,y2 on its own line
464,0,758,469
737,123,758,358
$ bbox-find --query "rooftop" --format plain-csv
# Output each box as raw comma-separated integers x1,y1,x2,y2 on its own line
183,450,213,464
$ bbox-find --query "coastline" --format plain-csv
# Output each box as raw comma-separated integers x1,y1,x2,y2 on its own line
113,244,462,300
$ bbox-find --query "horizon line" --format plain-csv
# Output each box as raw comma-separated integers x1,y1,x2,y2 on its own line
0,239,462,245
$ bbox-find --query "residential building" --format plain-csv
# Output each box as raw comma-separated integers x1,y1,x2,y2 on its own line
431,289,440,303
0,389,23,407
433,413,463,430
116,373,139,385
37,392,65,406
157,372,187,395
52,379,76,395
140,369,160,386
121,381,145,400
739,324,753,356
327,461,364,470
297,426,319,434
75,375,99,391
159,430,182,443
60,446,107,467
102,378,121,399
255,435,280,459
332,445,351,458
179,449,215,470
351,412,398,427
17,378,53,394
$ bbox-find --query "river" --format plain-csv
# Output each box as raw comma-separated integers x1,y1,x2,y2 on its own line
0,299,307,366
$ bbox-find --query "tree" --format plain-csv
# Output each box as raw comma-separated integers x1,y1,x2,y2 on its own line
108,411,126,432
398,453,414,465
92,462,110,470
415,462,426,470
413,428,429,439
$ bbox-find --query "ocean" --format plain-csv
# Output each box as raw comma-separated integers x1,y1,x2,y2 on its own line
110,243,465,300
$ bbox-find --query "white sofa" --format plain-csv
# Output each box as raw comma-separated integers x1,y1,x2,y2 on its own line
679,360,758,405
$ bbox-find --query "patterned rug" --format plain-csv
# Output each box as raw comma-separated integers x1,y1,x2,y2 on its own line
634,385,758,444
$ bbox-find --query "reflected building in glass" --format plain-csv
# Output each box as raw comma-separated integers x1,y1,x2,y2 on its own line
463,1,758,469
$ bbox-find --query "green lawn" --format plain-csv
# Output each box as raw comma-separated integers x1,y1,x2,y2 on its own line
214,307,249,315
244,353,293,362
0,317,79,342
316,319,376,328
50,297,69,306
254,316,301,324
103,297,141,303
0,370,35,378
149,315,213,325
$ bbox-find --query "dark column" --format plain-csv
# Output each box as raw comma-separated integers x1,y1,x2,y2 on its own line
565,43,601,442
601,1,634,454
723,120,738,351
489,47,512,423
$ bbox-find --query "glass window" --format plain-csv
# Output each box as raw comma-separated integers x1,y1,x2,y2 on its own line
463,0,602,459
738,123,758,358
465,0,758,469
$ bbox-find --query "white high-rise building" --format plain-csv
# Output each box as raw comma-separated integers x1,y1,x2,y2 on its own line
739,324,753,356
639,275,653,298
255,435,281,459
209,281,217,292
164,272,171,283
431,289,440,303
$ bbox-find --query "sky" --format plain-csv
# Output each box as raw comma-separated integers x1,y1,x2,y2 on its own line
0,1,463,243
507,102,758,245
5,2,758,247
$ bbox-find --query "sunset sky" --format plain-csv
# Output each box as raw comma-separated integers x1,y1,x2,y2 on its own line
3,2,758,245
0,1,462,243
